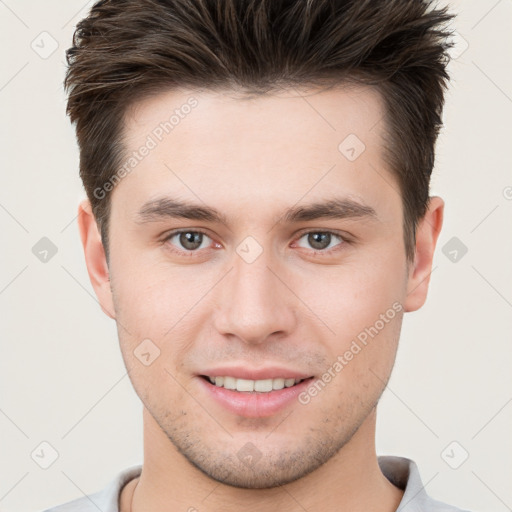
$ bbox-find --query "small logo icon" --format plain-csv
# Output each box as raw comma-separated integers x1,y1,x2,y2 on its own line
31,441,59,469
338,134,366,162
442,236,468,263
236,236,263,264
31,31,59,59
134,338,161,366
441,441,469,469
237,442,262,468
32,237,58,263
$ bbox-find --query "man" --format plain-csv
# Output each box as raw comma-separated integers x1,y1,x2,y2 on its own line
44,0,470,510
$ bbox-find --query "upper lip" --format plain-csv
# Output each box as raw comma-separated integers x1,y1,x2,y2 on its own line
199,366,313,381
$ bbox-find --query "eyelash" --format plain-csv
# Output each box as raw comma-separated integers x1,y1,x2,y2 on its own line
161,229,349,256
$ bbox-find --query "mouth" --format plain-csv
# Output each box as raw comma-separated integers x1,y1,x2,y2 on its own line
199,374,314,392
197,374,315,417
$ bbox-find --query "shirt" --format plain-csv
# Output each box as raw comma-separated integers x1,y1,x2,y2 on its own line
40,456,471,512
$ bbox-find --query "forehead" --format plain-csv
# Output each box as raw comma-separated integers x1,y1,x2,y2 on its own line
124,84,385,150
115,84,398,225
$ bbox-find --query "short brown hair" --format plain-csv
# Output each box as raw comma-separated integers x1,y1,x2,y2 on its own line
65,0,454,262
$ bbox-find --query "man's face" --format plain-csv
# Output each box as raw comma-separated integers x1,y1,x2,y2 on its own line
106,86,410,487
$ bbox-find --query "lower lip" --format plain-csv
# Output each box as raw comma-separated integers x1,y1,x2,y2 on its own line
197,376,314,418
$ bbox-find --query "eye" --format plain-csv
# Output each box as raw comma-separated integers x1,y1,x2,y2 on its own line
164,230,213,252
295,231,345,252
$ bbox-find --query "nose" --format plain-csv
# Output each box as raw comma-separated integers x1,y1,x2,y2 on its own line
212,248,297,345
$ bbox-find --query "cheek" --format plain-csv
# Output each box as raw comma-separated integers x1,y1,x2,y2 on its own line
111,255,207,335
110,269,197,402
110,261,216,387
295,249,406,390
302,256,406,342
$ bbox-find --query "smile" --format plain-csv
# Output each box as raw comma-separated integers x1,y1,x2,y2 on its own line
203,375,308,393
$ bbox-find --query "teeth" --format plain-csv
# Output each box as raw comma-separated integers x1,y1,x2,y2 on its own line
236,378,254,392
273,378,285,390
207,376,305,392
223,376,236,390
254,379,273,392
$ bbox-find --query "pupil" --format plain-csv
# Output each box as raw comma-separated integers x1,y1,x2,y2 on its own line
309,232,330,250
180,232,202,250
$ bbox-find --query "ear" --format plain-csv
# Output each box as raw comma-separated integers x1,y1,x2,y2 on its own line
404,196,444,312
77,199,116,319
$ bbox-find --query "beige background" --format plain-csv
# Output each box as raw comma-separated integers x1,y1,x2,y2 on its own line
1,1,511,511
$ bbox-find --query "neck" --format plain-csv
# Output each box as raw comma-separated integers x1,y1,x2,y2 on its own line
122,406,403,512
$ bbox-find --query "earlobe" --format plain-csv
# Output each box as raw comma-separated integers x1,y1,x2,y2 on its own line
403,196,444,313
77,199,116,319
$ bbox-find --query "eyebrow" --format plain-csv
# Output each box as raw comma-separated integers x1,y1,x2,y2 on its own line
135,196,378,226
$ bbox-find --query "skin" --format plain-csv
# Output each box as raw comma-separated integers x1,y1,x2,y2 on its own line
78,85,443,512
